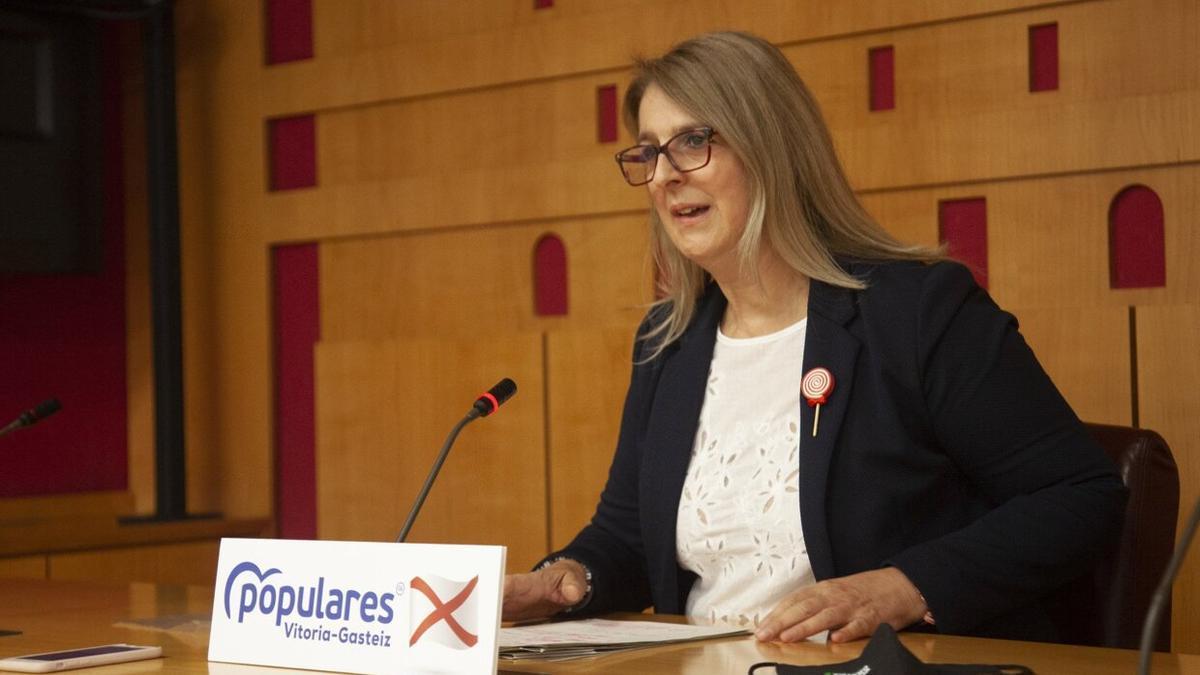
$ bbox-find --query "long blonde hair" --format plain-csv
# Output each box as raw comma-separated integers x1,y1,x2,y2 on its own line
625,32,941,356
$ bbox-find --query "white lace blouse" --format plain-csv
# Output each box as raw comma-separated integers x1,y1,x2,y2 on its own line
675,318,816,627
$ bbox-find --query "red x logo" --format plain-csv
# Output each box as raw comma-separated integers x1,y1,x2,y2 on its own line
409,575,479,648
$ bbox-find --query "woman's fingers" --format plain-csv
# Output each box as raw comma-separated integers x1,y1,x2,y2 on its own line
501,559,588,621
756,568,926,643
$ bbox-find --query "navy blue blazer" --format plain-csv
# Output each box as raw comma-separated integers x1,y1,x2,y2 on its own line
550,260,1126,641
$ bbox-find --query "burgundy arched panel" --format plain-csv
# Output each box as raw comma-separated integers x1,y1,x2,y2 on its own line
1109,185,1166,289
939,197,989,289
0,24,128,497
534,235,568,316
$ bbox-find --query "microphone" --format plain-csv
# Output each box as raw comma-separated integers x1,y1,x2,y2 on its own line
0,398,62,439
396,378,517,543
1138,493,1200,675
472,377,517,418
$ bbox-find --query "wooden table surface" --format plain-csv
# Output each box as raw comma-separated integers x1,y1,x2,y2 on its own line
1,579,1197,674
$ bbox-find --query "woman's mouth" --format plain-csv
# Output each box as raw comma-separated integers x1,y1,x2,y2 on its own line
670,204,711,220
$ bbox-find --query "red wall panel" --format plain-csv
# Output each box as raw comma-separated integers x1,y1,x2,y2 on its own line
1109,185,1166,289
1029,23,1060,92
265,0,314,65
534,235,568,316
273,243,320,539
268,115,317,191
939,197,989,289
0,25,127,497
869,46,895,111
597,85,618,144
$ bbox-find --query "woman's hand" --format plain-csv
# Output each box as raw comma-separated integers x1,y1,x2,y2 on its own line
754,567,927,643
502,558,589,622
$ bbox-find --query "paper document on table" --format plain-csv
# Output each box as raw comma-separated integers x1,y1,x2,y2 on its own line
498,618,748,661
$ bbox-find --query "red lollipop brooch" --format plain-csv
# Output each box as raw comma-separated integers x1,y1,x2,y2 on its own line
801,367,835,437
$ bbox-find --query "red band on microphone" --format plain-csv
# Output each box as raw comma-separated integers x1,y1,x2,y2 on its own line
480,392,499,413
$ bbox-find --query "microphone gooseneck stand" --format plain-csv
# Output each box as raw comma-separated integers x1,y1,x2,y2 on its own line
1138,494,1200,675
396,378,517,543
396,409,480,543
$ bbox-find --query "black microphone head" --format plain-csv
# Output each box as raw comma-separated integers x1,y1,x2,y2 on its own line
473,378,517,417
34,398,62,420
490,378,517,405
17,398,62,427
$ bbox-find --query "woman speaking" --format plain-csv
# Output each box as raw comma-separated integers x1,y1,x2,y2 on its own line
502,31,1126,645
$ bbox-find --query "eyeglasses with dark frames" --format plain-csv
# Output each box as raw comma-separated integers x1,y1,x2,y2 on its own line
614,127,717,186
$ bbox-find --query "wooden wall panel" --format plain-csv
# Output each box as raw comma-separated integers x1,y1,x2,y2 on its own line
165,0,1199,646
281,71,647,239
121,65,155,515
176,60,222,514
318,74,629,188
314,0,649,55
1136,304,1200,654
319,216,651,342
1010,306,1132,426
268,0,1052,114
262,155,639,242
0,491,134,521
261,0,1198,243
315,334,548,572
799,0,1200,190
546,328,637,550
861,164,1199,310
0,556,46,580
48,541,221,586
174,0,273,519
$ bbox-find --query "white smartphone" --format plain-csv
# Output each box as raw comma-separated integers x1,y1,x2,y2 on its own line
0,644,162,672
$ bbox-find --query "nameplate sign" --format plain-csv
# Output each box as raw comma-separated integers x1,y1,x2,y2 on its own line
208,538,505,674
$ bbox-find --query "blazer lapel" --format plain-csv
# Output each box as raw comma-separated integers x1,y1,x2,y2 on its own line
799,278,861,581
641,287,725,611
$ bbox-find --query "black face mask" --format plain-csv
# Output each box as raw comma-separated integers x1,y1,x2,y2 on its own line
748,625,1034,675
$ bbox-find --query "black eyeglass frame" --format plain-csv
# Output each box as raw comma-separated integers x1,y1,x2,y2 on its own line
614,127,717,186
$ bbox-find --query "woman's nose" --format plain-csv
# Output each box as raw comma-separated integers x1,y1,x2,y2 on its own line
649,152,683,188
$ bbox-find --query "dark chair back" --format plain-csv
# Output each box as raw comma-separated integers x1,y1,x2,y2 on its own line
1047,423,1179,650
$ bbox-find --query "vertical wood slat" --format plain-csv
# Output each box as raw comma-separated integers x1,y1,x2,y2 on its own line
1135,304,1200,654
546,328,634,550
